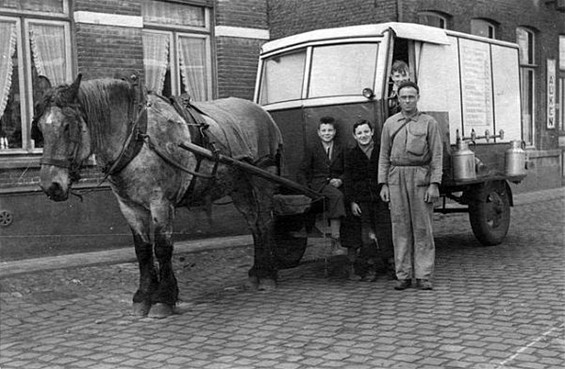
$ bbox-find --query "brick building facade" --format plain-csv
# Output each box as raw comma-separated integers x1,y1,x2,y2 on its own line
0,0,270,258
0,0,563,258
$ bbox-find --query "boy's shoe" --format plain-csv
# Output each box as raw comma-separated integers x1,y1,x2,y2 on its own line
417,279,433,290
394,279,412,290
384,257,397,280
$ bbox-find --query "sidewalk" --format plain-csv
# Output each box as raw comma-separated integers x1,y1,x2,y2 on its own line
1,186,563,278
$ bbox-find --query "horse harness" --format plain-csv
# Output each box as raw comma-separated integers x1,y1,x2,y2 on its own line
101,79,219,193
101,76,148,177
168,94,222,200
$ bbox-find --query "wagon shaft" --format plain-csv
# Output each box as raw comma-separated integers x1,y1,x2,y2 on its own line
178,142,325,201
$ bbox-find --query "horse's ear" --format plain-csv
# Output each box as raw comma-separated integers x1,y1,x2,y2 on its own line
68,74,82,99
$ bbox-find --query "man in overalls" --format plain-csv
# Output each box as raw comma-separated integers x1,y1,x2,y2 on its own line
378,81,443,290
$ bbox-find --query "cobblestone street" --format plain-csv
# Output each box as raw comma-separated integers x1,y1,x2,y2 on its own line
1,188,564,369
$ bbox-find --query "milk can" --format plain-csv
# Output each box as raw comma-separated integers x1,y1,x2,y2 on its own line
452,140,476,180
505,140,527,176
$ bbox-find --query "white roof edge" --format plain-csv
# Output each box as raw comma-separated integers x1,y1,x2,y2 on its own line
389,22,450,45
444,29,520,49
261,22,451,55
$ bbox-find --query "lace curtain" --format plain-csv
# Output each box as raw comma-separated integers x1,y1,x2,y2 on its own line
29,23,67,86
143,32,169,95
178,36,207,101
0,21,16,121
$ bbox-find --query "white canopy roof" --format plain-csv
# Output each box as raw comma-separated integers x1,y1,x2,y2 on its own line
261,22,451,55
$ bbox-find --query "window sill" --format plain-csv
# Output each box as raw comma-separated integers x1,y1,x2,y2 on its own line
0,153,98,169
0,154,41,169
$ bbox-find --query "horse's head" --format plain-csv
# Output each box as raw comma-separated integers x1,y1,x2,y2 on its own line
33,74,92,201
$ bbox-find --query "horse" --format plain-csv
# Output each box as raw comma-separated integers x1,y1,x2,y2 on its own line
33,74,284,318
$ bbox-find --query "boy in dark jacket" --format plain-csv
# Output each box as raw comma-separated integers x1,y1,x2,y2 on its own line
298,116,347,256
344,119,395,280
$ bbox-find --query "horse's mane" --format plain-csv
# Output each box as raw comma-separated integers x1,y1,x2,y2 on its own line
78,79,134,148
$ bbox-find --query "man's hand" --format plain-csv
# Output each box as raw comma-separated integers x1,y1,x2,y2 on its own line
424,183,440,203
351,202,362,216
329,178,342,188
380,184,389,202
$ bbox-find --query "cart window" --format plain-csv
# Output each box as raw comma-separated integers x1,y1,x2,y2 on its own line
259,50,306,105
308,43,378,98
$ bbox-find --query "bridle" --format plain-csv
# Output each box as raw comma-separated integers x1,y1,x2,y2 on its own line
37,105,85,183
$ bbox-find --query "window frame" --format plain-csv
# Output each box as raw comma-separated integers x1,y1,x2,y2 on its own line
471,18,497,39
0,0,69,18
258,49,307,105
0,11,73,158
175,31,212,100
417,11,448,29
307,42,379,99
516,27,537,147
557,76,565,134
142,3,213,100
24,18,73,151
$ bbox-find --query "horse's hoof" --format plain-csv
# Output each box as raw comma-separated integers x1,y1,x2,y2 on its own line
258,278,276,291
148,303,175,319
245,276,259,290
132,301,151,316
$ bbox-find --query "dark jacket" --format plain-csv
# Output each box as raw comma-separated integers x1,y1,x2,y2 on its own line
344,142,381,204
298,140,344,192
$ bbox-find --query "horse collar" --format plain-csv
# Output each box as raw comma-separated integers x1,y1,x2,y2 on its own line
101,102,148,176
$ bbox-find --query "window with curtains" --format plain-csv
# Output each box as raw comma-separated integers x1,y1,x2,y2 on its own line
516,27,536,146
0,0,72,152
142,1,212,101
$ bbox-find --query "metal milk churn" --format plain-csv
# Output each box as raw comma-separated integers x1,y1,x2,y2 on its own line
452,139,476,180
505,140,527,176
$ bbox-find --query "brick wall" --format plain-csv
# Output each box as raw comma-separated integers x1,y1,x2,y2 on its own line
215,0,268,28
73,0,144,81
216,37,264,100
214,0,269,99
267,0,397,39
75,24,144,81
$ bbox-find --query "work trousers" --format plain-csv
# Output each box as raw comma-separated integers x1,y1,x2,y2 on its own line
388,166,435,280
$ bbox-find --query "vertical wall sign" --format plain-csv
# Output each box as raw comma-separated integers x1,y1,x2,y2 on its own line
547,59,556,129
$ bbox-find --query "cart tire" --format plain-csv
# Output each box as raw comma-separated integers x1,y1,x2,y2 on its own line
468,181,511,246
273,215,307,269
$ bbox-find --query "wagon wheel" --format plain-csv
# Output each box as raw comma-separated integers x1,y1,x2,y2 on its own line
273,214,307,269
467,180,511,246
